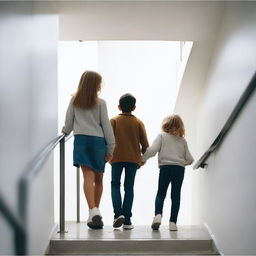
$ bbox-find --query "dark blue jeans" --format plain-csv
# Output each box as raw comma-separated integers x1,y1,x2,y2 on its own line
155,165,185,223
111,162,137,223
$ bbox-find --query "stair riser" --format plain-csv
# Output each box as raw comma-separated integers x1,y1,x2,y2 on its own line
49,240,215,255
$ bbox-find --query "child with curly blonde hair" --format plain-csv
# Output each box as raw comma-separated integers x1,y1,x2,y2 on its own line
142,115,193,231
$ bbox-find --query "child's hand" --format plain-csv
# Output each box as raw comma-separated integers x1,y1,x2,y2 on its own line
137,161,146,169
105,154,113,162
141,161,146,166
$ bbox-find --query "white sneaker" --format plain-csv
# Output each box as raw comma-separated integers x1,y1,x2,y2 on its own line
123,224,134,230
151,214,162,230
87,207,103,229
169,221,177,231
113,215,125,228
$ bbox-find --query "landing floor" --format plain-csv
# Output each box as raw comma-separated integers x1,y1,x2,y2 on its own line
52,222,211,241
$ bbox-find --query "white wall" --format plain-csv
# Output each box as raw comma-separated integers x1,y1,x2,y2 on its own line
0,2,58,255
175,2,256,254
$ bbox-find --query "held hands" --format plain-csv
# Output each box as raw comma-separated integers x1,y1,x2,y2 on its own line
105,154,113,163
141,161,146,166
137,160,146,169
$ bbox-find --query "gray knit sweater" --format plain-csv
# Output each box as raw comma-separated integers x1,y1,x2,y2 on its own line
142,132,194,167
62,97,115,155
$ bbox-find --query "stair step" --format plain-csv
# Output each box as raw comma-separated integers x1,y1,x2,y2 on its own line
47,222,219,255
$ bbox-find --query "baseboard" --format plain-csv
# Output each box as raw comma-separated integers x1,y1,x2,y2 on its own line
204,222,223,255
44,223,58,255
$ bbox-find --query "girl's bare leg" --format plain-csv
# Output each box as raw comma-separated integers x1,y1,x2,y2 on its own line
94,172,104,207
81,166,95,209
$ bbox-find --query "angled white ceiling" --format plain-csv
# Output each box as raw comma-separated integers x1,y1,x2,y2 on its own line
58,1,225,41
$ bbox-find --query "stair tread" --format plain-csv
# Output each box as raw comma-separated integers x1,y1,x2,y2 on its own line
48,223,219,255
51,222,212,241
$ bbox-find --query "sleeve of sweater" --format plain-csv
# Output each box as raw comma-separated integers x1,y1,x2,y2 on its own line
62,97,74,135
139,121,149,154
100,100,116,155
184,140,194,165
141,134,161,162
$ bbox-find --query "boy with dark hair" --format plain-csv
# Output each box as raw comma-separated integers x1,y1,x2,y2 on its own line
110,93,149,229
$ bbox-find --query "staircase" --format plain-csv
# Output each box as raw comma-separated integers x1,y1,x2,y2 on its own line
47,222,219,255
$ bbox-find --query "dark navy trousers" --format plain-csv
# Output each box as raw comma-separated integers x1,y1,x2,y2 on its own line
155,165,185,223
111,162,137,224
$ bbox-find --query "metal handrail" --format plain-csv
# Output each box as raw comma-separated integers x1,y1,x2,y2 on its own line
65,134,80,223
0,194,25,255
18,134,66,254
19,134,65,220
0,133,71,255
194,71,256,169
65,134,73,142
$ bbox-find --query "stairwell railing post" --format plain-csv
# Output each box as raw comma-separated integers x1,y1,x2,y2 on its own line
59,137,65,233
76,167,80,223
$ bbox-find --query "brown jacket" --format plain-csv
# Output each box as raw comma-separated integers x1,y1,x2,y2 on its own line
110,113,149,166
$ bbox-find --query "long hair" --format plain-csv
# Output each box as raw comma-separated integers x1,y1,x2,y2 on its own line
161,115,185,137
73,71,102,109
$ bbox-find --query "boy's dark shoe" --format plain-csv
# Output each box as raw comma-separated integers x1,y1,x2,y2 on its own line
113,215,125,228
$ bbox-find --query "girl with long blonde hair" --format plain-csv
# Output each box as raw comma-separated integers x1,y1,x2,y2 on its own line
142,114,193,231
62,70,115,229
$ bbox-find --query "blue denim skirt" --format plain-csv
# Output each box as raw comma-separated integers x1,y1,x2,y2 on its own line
73,135,106,173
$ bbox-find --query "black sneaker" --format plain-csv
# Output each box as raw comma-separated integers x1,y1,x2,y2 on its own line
113,215,125,228
87,221,103,229
87,207,104,229
87,215,104,229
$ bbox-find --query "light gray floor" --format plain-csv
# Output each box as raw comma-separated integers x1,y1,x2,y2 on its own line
52,222,211,241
